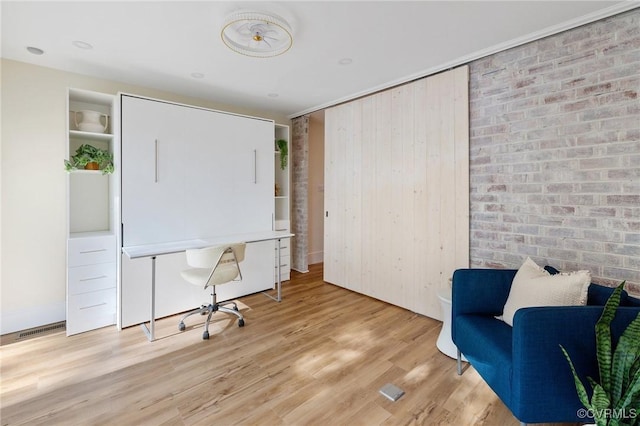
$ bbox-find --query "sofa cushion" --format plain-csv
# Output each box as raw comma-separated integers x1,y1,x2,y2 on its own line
547,266,639,307
501,258,590,326
625,294,640,307
588,283,622,306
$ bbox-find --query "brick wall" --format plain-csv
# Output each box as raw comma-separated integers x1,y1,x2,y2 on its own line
469,9,640,292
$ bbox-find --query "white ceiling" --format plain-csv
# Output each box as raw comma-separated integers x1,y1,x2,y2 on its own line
2,1,637,118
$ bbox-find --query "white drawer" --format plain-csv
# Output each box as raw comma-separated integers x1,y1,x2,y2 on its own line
67,288,116,336
68,263,116,295
68,235,116,267
274,269,291,282
275,254,290,268
274,243,290,258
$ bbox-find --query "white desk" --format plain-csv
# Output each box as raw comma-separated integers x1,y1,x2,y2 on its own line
122,230,294,341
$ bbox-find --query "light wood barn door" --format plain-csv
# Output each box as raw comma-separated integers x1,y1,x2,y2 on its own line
324,66,469,320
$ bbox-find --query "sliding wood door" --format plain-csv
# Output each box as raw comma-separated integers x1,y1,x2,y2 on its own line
324,66,469,319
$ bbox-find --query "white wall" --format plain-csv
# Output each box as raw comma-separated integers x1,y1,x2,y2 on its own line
0,59,289,334
308,111,325,265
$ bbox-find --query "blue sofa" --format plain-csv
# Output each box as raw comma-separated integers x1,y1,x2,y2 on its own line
451,268,640,425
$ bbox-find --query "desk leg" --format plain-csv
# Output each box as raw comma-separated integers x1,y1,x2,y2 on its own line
277,238,282,301
141,255,156,341
262,238,282,302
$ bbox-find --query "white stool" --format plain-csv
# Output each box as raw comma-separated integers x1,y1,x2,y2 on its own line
436,287,467,361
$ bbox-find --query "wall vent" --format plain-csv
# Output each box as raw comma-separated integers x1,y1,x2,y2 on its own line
0,322,66,346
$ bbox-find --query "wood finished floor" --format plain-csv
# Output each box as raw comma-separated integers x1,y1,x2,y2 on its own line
1,264,571,425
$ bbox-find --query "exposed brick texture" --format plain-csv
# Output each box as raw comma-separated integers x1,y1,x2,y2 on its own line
469,9,640,293
291,115,309,272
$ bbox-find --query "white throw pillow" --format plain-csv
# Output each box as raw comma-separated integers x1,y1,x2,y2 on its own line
501,257,590,326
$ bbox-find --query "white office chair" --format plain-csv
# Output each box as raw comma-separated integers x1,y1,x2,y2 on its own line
178,243,246,340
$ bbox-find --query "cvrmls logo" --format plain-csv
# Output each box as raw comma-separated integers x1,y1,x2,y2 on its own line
577,408,638,420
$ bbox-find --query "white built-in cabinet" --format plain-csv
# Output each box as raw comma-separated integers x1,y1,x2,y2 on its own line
66,89,118,336
66,91,288,333
274,124,291,282
324,66,470,320
118,95,277,328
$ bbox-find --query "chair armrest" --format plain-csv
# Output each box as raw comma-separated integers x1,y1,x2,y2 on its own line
510,305,640,423
452,268,517,317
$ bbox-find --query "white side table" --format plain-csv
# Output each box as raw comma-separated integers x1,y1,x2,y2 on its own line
436,287,467,361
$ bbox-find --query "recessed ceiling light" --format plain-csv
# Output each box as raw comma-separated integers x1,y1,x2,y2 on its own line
190,72,205,79
338,58,353,65
26,46,44,55
267,93,279,98
72,40,93,50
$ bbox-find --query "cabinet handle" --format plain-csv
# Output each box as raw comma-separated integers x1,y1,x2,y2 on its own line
154,139,159,183
253,149,257,184
79,275,108,282
80,248,107,254
80,302,107,310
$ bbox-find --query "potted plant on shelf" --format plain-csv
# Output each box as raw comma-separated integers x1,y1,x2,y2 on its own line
64,144,114,174
276,139,288,170
560,282,640,426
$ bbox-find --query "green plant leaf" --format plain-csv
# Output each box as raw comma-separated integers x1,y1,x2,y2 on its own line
65,144,114,174
593,383,611,410
612,311,640,406
592,383,612,425
276,139,288,170
596,283,625,396
560,344,593,409
614,366,640,412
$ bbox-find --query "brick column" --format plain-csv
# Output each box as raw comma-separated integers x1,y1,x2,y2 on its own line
291,115,309,272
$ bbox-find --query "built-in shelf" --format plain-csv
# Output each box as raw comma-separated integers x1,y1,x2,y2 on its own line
68,169,109,175
66,88,117,336
274,124,291,282
69,230,114,239
69,130,113,141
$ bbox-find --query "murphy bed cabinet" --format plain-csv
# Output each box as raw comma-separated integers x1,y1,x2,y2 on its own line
119,94,277,328
66,88,118,336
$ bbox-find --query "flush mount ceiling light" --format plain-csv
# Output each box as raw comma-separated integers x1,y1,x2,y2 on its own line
221,10,293,58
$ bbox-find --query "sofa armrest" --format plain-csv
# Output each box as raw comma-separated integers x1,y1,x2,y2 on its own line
510,305,640,423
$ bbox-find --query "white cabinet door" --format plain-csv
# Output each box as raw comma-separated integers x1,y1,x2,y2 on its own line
183,110,273,237
121,95,274,246
121,96,188,246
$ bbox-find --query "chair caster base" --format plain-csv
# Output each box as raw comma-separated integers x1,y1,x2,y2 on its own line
238,319,245,327
178,322,185,331
202,331,209,340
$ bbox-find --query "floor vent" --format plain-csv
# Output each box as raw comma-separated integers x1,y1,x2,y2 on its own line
0,322,66,346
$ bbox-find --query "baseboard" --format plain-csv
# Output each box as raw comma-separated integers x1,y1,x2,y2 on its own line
0,301,65,335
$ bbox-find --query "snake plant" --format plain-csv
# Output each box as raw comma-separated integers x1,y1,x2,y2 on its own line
560,282,640,426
